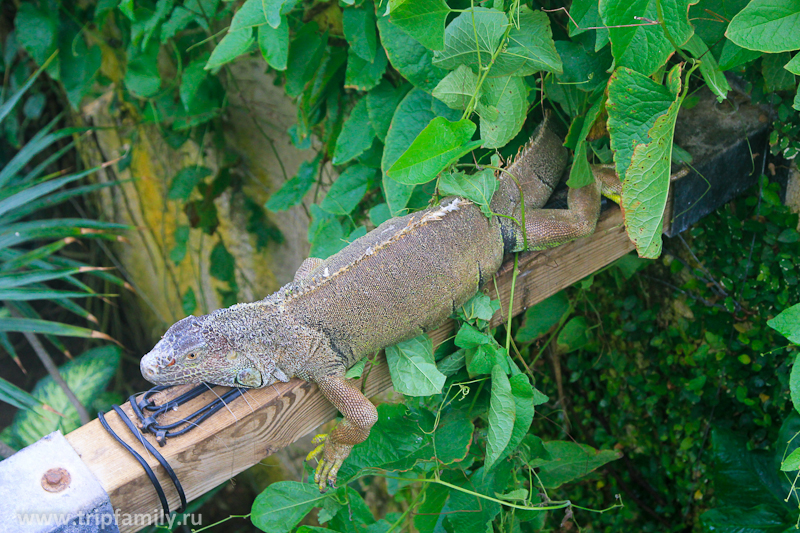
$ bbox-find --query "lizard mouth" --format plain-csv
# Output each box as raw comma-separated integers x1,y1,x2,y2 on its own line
140,353,163,384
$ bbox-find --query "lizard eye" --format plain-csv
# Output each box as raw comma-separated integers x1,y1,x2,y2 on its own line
186,353,197,360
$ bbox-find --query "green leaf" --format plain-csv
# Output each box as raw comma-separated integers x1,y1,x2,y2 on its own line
209,241,236,283
718,38,762,70
554,40,612,93
682,35,730,102
333,98,376,165
781,447,800,471
0,267,106,290
432,8,506,72
167,167,213,201
327,487,376,531
389,0,450,51
320,165,377,215
124,41,161,98
14,3,58,71
382,90,460,214
516,291,570,342
479,76,529,149
59,22,102,111
726,0,800,53
265,153,321,212
786,53,800,75
377,11,449,93
0,376,45,412
438,348,467,376
608,65,683,258
569,0,610,49
285,22,325,97
439,168,497,213
231,0,288,30
446,464,511,533
457,291,500,325
0,288,107,301
770,304,800,345
600,0,695,76
556,316,591,353
607,67,677,182
388,117,480,185
0,169,101,220
182,287,197,315
488,7,563,77
3,346,121,449
466,345,502,375
343,2,378,63
485,364,515,470
763,52,797,92
344,359,367,379
454,323,493,349
339,404,472,482
495,373,536,464
180,57,210,111
432,65,481,111
414,480,449,532
251,481,333,533
707,427,788,510
367,81,410,143
537,441,622,488
308,205,346,259
358,207,386,234
258,17,289,70
568,140,594,189
345,47,388,92
791,353,800,415
170,225,190,264
701,504,792,532
206,29,254,70
386,334,446,396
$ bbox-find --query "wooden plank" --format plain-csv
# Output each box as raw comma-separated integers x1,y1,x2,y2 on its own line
63,206,634,531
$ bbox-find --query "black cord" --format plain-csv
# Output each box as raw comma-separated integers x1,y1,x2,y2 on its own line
98,410,171,515
98,383,248,516
111,404,187,513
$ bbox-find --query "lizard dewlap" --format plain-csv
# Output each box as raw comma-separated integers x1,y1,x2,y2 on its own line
140,116,615,491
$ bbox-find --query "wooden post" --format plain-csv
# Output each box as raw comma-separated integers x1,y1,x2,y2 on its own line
64,207,632,532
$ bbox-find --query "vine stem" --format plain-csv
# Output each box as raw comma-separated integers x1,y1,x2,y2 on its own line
654,0,693,63
505,253,519,353
386,484,427,533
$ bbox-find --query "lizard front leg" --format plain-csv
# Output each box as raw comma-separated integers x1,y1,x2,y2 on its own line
511,166,623,252
307,373,378,491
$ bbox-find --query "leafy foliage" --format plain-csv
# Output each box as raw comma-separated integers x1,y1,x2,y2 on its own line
1,346,121,449
11,0,800,529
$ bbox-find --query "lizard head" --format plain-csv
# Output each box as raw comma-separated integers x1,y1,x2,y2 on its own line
140,314,269,388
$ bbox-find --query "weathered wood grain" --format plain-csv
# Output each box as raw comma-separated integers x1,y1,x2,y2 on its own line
64,207,633,532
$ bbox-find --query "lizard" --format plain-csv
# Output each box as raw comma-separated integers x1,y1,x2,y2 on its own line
139,115,620,491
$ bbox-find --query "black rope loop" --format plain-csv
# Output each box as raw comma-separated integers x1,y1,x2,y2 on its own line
97,383,246,518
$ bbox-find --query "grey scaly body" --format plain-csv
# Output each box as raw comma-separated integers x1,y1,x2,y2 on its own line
140,117,615,489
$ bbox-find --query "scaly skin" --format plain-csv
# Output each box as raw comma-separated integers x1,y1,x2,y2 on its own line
140,117,616,490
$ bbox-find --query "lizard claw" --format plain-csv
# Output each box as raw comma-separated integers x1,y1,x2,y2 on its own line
306,433,351,492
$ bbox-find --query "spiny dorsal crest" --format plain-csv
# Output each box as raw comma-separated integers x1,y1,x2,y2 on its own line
282,197,472,303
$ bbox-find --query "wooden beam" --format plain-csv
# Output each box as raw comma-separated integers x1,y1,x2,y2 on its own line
64,206,632,531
